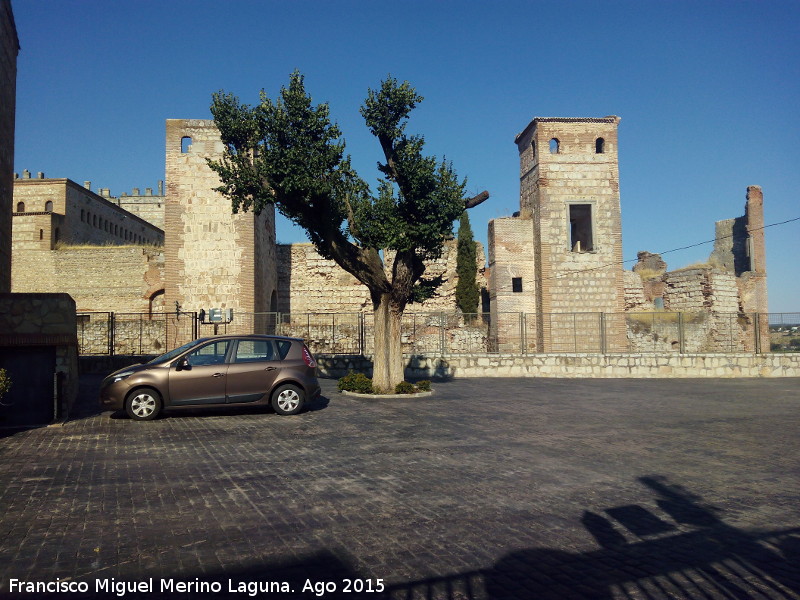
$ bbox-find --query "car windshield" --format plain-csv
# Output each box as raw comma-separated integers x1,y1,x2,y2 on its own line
147,339,205,365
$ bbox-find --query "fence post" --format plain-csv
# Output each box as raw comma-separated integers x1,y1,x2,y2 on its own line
678,312,685,354
600,312,607,354
573,313,578,353
520,312,525,355
754,312,761,354
439,312,446,356
109,312,115,357
413,314,417,355
359,312,365,356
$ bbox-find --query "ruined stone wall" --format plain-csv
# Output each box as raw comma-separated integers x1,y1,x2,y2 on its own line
11,246,164,313
0,0,19,292
276,240,485,315
276,243,370,314
663,268,740,313
623,270,650,311
164,119,277,322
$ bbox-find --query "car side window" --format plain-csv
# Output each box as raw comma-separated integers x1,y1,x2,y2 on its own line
276,340,292,360
234,340,275,363
185,340,230,366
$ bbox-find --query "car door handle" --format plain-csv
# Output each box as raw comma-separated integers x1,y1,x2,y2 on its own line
212,373,225,378
265,366,277,371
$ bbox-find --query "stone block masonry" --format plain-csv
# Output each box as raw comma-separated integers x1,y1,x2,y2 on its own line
13,178,164,248
11,245,164,313
277,240,486,315
164,119,277,322
0,292,79,416
314,352,800,379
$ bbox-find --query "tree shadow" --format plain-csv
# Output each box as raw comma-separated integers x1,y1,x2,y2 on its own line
401,475,800,600
12,473,798,599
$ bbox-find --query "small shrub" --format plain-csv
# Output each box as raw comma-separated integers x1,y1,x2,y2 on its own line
0,368,11,401
394,381,416,394
416,380,431,392
337,371,373,394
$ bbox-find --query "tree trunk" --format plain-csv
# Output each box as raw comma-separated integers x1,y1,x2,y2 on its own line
372,293,405,392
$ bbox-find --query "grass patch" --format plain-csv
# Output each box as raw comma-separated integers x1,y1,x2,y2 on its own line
55,241,163,251
633,267,664,281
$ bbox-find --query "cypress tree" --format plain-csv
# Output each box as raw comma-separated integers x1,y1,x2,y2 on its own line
455,211,479,316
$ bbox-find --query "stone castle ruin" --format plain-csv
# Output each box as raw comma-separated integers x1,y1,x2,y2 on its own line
9,114,768,355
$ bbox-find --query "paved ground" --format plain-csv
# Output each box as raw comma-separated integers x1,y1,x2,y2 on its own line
0,375,799,599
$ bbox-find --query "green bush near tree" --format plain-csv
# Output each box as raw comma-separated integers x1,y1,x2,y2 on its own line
338,371,432,395
337,371,374,394
0,369,11,401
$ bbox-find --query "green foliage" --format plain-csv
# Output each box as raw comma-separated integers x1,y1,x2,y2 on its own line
416,380,432,392
337,372,432,395
208,71,469,298
337,371,373,394
394,381,417,394
0,368,11,400
409,274,444,304
455,211,479,315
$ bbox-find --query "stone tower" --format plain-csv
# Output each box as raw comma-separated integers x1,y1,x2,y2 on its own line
489,117,626,351
164,119,278,330
0,0,20,293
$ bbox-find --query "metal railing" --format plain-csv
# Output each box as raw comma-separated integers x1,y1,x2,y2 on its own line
77,312,198,356
76,311,800,357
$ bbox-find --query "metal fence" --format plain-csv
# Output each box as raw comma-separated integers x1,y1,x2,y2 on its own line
77,312,198,356
76,311,800,357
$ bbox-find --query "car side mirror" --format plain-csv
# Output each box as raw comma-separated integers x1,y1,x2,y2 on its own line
175,358,191,371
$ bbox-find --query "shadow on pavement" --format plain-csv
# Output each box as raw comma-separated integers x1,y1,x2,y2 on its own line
20,476,800,599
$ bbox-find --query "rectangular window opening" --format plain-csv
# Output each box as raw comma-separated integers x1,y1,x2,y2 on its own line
512,277,523,293
569,204,594,252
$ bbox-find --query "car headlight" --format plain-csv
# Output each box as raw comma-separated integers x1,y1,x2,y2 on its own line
112,371,135,383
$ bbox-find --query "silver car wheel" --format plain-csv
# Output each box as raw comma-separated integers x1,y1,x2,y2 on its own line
271,384,305,415
276,388,300,412
126,388,162,421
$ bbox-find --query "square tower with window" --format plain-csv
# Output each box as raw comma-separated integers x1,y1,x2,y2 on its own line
164,119,278,337
489,116,626,351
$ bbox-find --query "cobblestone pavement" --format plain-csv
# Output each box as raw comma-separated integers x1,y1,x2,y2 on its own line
0,375,799,599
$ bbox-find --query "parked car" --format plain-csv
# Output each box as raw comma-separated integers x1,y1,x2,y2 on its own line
100,335,320,420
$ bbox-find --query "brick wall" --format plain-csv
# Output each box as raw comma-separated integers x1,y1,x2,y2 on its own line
490,117,626,351
164,119,278,319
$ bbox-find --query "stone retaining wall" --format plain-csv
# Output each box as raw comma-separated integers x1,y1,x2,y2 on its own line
315,352,800,380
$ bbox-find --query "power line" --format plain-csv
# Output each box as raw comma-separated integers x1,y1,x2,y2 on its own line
541,215,800,281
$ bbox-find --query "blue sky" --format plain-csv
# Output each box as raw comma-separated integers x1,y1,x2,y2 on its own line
11,0,800,312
